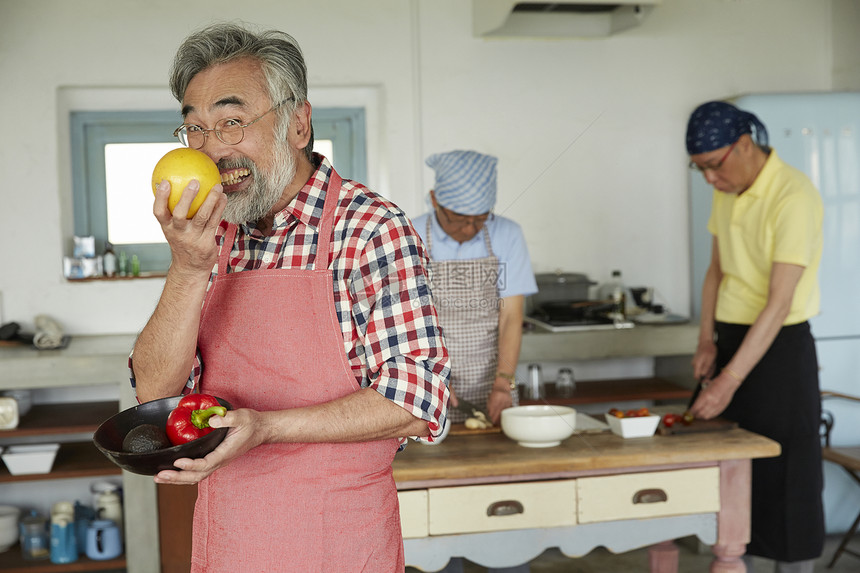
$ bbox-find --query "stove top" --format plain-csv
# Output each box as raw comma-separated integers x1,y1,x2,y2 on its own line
524,315,634,333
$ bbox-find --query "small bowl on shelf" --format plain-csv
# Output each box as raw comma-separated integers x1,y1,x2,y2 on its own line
93,395,232,476
606,414,660,439
501,405,577,448
1,443,60,475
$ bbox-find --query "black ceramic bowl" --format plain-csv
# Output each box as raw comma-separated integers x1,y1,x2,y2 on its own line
93,395,232,476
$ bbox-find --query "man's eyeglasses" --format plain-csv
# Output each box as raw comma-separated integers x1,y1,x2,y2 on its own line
689,140,738,173
173,98,293,150
437,204,492,228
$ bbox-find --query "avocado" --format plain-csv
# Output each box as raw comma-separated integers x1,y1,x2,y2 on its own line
122,423,171,453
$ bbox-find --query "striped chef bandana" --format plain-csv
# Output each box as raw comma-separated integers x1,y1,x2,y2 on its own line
685,101,769,155
426,150,498,215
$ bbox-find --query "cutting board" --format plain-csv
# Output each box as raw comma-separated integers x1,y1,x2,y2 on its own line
657,416,738,435
448,413,608,436
449,423,500,436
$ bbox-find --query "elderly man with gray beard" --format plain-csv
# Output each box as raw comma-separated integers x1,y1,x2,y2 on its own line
129,23,450,573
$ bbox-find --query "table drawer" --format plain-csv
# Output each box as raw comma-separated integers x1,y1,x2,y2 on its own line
399,490,429,539
577,467,720,524
428,480,577,535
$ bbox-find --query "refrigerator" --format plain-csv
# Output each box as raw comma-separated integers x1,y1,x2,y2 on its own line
689,92,860,534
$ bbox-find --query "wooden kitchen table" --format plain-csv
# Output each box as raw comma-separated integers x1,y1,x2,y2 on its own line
393,426,780,573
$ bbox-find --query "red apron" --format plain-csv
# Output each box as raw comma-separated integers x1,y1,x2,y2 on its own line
193,171,404,572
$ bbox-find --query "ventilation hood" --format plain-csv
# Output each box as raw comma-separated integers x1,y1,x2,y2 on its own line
473,1,662,38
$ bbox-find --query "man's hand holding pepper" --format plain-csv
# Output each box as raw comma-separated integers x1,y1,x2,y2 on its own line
153,388,431,484
154,408,271,485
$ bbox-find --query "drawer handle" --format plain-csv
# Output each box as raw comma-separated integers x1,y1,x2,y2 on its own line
633,488,668,504
486,500,524,517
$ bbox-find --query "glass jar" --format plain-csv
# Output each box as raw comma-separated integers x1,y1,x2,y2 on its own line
19,511,50,560
556,368,576,397
525,364,544,400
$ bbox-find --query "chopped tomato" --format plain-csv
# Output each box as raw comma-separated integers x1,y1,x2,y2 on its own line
662,413,680,427
682,411,695,425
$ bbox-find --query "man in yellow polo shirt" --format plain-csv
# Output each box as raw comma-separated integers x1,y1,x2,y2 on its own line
686,100,824,573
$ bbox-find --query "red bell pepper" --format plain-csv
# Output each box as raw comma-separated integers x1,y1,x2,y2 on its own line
166,394,227,446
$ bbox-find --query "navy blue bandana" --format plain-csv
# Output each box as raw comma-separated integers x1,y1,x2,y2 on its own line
685,101,769,155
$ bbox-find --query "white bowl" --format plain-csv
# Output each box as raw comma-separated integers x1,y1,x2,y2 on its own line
0,505,20,552
501,405,577,447
1,444,60,475
606,414,660,438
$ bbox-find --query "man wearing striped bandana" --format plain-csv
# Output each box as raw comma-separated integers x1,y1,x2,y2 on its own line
412,149,537,573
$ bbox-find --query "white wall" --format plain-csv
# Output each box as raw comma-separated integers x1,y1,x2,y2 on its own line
0,0,847,335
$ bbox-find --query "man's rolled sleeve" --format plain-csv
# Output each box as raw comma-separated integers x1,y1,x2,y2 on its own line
128,349,202,403
350,216,450,441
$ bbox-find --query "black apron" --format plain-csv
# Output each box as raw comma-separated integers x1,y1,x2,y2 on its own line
714,321,824,562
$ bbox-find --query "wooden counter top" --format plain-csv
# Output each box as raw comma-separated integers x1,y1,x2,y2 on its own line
393,428,780,488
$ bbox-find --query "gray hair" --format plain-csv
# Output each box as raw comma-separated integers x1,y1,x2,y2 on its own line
169,22,314,162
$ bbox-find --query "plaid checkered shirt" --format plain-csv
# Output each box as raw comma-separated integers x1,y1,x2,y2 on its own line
130,155,449,440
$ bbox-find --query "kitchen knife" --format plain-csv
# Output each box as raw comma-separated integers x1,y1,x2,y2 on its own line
687,377,705,409
454,397,491,421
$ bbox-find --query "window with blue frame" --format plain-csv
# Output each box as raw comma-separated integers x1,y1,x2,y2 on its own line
70,107,367,273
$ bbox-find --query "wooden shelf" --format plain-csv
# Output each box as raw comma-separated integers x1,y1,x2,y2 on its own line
519,377,692,406
0,400,125,568
66,272,166,282
0,545,125,573
2,402,119,438
0,402,122,482
0,441,120,483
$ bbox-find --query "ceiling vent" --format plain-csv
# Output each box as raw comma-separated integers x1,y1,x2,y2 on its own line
473,1,662,38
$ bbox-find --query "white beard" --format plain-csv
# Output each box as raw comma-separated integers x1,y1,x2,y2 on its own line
221,141,297,225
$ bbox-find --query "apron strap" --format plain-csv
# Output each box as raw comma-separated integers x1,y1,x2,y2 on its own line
314,168,343,271
218,223,239,276
425,217,434,257
481,225,494,257
215,166,344,274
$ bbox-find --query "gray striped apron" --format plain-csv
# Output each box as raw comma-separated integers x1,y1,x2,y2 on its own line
426,220,518,423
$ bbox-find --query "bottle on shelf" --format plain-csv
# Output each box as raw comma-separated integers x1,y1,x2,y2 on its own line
103,242,117,277
598,270,626,320
117,251,129,277
50,501,78,564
